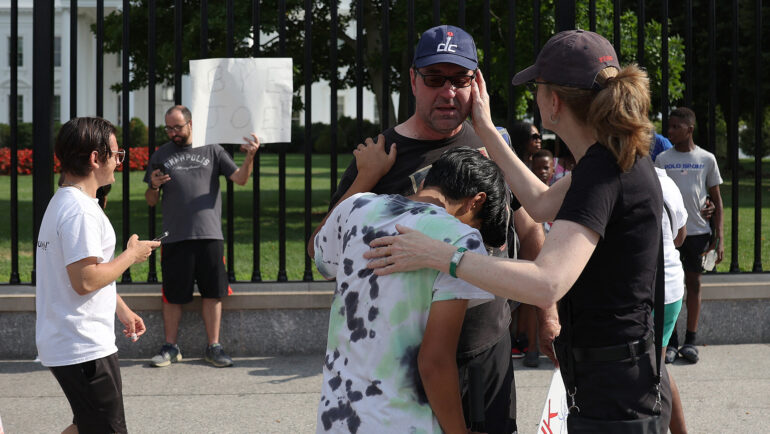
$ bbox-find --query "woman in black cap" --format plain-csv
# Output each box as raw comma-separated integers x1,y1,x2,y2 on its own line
365,30,671,431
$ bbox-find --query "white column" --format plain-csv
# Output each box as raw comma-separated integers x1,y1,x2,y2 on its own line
61,6,72,120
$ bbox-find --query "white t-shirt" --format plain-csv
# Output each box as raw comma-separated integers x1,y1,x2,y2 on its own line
655,145,722,235
314,193,493,434
35,187,118,367
656,168,688,304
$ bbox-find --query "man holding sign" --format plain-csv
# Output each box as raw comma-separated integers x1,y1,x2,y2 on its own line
145,105,260,368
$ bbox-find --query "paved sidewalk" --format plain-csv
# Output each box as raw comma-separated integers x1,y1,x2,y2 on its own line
1,344,768,433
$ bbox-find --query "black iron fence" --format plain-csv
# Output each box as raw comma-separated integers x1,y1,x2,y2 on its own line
2,0,767,285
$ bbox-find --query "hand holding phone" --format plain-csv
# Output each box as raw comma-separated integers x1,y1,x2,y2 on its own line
153,231,169,242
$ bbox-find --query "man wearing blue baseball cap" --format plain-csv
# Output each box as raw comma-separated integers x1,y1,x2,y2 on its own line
310,25,553,434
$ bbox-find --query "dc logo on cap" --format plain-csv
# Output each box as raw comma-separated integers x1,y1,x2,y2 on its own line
437,31,457,53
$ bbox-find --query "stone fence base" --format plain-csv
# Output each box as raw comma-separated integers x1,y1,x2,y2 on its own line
1,274,768,359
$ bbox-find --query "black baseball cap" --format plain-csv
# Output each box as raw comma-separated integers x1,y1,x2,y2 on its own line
511,30,620,90
414,25,478,71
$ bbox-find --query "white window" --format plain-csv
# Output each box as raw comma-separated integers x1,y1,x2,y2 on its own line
336,95,345,119
54,37,61,67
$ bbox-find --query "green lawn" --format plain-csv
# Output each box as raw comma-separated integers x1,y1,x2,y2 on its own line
1,155,769,284
0,153,352,283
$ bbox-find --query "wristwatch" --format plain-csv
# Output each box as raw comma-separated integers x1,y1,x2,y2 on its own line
449,247,467,278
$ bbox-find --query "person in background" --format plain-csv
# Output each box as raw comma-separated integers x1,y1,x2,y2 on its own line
550,145,574,186
145,105,261,368
36,117,158,434
509,121,542,169
651,132,673,162
512,148,554,367
531,149,555,186
655,107,724,364
656,167,689,434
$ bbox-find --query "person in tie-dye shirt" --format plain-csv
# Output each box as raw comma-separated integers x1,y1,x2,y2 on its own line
314,148,508,434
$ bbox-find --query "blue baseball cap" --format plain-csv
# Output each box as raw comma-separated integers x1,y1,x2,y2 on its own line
414,25,478,71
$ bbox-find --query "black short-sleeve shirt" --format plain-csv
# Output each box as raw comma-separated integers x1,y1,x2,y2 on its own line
555,144,662,348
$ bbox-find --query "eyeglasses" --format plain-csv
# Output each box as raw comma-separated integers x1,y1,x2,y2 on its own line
415,69,476,88
164,121,190,133
114,150,126,164
531,133,541,141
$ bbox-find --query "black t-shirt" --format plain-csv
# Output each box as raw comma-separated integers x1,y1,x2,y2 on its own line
555,144,662,348
330,122,519,357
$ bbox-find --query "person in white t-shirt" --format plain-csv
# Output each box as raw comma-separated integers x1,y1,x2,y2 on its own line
656,167,689,434
36,117,159,434
655,107,724,364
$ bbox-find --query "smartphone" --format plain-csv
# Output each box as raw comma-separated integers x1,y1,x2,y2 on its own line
152,163,166,174
153,231,169,242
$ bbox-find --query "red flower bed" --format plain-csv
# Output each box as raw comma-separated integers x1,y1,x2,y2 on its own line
0,147,152,175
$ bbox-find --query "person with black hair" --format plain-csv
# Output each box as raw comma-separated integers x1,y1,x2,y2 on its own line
509,121,542,169
314,147,506,434
656,107,724,365
37,117,159,434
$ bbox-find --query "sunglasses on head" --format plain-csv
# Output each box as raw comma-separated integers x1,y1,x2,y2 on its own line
415,69,476,88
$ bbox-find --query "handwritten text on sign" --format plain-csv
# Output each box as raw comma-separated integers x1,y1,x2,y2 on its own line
190,58,292,147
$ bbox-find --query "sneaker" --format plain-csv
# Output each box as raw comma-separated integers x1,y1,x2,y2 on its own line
665,346,678,364
511,346,526,359
205,343,233,367
523,350,540,368
150,343,182,367
679,344,699,364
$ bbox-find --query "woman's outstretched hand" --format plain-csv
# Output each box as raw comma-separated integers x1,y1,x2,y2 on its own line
470,69,494,132
364,224,451,276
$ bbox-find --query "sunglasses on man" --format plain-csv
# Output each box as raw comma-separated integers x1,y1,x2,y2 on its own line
415,69,476,88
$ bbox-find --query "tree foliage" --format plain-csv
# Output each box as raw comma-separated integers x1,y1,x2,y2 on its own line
99,0,694,131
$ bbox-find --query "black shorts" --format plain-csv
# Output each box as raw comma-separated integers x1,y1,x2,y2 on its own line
457,333,516,434
161,239,232,304
49,352,127,434
677,233,711,273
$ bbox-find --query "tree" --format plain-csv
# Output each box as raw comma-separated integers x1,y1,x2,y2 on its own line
665,0,770,159
739,108,770,159
98,0,687,131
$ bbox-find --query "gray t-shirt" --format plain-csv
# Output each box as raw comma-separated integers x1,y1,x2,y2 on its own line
654,145,722,236
144,142,238,243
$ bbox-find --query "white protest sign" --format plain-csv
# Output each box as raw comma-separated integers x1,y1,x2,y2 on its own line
538,369,569,434
190,58,292,147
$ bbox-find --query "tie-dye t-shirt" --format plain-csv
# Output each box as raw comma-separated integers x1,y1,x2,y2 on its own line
314,193,493,434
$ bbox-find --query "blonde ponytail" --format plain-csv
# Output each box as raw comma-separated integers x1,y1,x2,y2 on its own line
548,64,653,172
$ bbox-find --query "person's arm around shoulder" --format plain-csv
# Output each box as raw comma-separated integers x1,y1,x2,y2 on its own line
418,298,469,434
228,133,261,186
365,219,599,309
66,234,159,295
307,134,397,258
